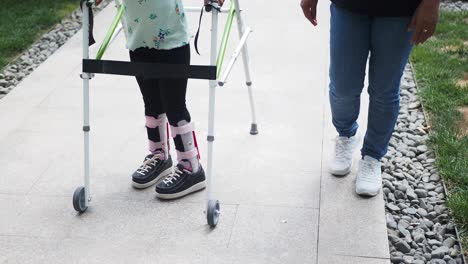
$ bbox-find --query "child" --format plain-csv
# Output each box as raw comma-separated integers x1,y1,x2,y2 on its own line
95,0,223,199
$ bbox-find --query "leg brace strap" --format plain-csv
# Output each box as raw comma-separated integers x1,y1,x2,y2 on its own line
145,115,164,128
146,115,170,154
170,122,195,137
170,122,200,160
176,149,199,162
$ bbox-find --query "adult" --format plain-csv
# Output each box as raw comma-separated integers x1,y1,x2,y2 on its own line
301,0,439,196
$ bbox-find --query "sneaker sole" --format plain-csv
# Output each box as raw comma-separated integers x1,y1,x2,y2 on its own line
329,160,353,177
356,189,381,197
132,167,173,189
155,181,206,200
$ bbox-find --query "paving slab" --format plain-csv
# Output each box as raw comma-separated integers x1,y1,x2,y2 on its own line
318,255,390,264
316,78,391,260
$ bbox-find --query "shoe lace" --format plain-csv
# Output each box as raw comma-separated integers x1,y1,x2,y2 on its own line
162,166,184,185
136,154,160,175
359,159,380,183
335,138,353,161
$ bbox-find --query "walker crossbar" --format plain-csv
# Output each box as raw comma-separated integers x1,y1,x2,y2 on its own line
83,59,217,80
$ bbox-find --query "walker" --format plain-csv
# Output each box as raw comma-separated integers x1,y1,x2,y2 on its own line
73,0,258,227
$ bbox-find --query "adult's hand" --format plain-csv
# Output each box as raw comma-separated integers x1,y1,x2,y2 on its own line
301,0,318,26
408,0,440,45
205,0,225,7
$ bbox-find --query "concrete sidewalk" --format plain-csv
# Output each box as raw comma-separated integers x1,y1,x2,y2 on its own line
0,1,390,263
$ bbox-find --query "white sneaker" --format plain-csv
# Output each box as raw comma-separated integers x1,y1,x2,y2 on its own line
355,156,382,197
330,135,359,176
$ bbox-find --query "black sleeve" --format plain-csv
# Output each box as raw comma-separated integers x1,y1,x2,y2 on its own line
80,0,96,46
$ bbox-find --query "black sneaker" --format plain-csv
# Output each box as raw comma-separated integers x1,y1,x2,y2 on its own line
155,164,206,199
132,153,173,189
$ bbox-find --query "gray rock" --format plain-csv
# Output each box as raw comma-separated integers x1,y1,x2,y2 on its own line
395,240,412,253
403,255,414,263
387,203,401,212
390,256,405,263
412,229,426,243
395,190,406,199
435,214,449,224
426,231,436,238
430,174,440,182
428,239,442,247
393,171,406,180
443,237,457,248
399,219,411,229
409,102,421,109
417,208,428,217
417,145,428,152
397,183,409,192
423,253,432,260
387,214,398,229
383,187,391,195
449,248,460,257
431,246,449,259
446,223,455,232
383,180,396,192
417,153,427,161
434,205,446,214
404,208,418,215
388,234,401,244
0,79,8,87
415,189,428,198
425,183,437,191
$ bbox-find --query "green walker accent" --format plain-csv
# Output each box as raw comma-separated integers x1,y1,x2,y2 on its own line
216,1,235,77
95,4,124,60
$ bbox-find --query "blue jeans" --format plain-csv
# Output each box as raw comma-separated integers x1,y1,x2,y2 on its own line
329,4,414,160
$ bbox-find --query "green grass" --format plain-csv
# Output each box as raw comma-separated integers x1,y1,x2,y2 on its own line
0,0,78,70
411,10,468,256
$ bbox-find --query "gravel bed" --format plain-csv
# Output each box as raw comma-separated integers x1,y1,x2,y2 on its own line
440,1,468,11
0,0,113,100
384,65,466,264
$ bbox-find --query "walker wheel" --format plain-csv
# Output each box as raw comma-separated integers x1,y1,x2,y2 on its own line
207,200,220,227
73,186,88,213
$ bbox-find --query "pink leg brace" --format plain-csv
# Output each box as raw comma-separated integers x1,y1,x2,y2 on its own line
146,114,170,159
170,122,201,171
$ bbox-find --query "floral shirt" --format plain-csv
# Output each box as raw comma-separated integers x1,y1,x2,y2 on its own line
122,0,190,50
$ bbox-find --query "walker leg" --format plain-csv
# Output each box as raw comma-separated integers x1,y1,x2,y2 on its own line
233,0,258,135
206,1,220,227
74,1,92,213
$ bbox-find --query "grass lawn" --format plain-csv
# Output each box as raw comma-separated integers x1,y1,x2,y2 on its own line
0,0,77,70
411,10,468,256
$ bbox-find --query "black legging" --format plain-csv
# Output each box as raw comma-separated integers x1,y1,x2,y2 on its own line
129,45,191,125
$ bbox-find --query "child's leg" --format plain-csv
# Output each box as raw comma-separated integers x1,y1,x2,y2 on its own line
155,45,206,199
158,45,201,172
130,48,169,157
129,48,173,189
